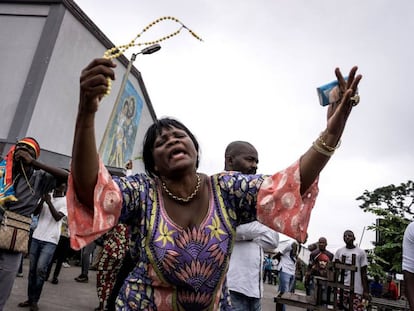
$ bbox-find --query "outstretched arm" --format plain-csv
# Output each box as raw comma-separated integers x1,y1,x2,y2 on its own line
299,67,362,194
71,58,117,208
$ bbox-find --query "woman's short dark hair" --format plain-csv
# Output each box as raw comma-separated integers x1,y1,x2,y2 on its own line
143,118,200,177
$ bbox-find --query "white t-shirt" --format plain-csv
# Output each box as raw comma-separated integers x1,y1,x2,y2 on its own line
403,222,414,273
334,246,368,295
278,243,297,276
32,196,67,245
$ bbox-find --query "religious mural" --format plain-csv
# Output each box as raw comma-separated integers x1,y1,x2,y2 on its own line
99,80,143,167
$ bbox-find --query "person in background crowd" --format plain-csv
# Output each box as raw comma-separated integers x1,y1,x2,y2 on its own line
105,250,135,311
271,255,280,285
307,243,318,253
74,240,96,283
275,241,299,311
304,242,317,296
94,224,129,311
225,141,279,311
295,256,306,290
382,274,398,300
402,221,414,310
18,181,68,311
16,255,24,278
370,275,383,298
263,254,274,285
304,237,334,304
67,57,362,310
334,230,369,311
0,137,68,311
90,237,104,271
46,215,71,284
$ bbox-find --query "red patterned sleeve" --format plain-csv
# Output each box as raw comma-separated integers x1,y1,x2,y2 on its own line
256,160,319,243
67,159,123,250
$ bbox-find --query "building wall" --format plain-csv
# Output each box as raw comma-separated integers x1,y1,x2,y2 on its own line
0,4,48,138
0,0,156,173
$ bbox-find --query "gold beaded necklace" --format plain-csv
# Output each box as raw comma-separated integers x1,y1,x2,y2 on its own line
103,16,203,95
20,161,35,195
162,174,201,203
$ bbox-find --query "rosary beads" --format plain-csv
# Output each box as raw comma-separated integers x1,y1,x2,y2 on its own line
103,16,203,95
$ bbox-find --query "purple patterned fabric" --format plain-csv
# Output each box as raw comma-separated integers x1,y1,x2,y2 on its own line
114,172,263,310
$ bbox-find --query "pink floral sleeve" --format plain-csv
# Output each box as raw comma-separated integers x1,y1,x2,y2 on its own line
66,159,122,250
256,161,319,243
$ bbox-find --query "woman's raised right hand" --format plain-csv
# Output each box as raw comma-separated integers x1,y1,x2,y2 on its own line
79,58,116,114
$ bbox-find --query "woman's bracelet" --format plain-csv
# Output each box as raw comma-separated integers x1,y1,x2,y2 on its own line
312,133,341,157
312,141,334,157
317,133,341,152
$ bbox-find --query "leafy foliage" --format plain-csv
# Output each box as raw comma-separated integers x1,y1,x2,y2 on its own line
357,180,414,275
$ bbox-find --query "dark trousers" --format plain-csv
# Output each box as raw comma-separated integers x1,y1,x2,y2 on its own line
28,239,57,303
263,269,273,284
47,235,70,279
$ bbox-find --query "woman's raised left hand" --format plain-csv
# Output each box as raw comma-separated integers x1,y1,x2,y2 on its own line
326,66,362,138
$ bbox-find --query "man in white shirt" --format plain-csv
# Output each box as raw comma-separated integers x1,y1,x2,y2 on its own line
225,141,280,311
275,241,299,311
334,230,369,311
18,181,67,311
402,222,414,309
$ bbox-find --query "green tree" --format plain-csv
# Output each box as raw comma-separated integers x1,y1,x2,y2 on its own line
357,180,414,275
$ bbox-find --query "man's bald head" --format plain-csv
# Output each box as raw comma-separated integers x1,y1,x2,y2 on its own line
224,141,258,174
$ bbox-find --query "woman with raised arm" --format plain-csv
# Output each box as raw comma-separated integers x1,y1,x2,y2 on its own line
67,57,362,310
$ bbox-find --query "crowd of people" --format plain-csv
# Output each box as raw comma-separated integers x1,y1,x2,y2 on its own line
269,230,412,311
0,54,413,311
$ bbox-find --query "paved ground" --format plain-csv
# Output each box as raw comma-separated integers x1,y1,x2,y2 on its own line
6,258,304,310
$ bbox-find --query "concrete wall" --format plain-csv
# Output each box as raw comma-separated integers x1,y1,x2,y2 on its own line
0,0,156,173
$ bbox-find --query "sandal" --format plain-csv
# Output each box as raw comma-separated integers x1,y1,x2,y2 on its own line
18,301,31,308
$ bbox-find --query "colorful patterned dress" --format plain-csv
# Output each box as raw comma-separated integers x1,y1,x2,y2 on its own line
67,159,318,311
96,223,129,308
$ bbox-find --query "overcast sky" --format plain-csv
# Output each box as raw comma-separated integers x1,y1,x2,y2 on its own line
74,0,414,252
